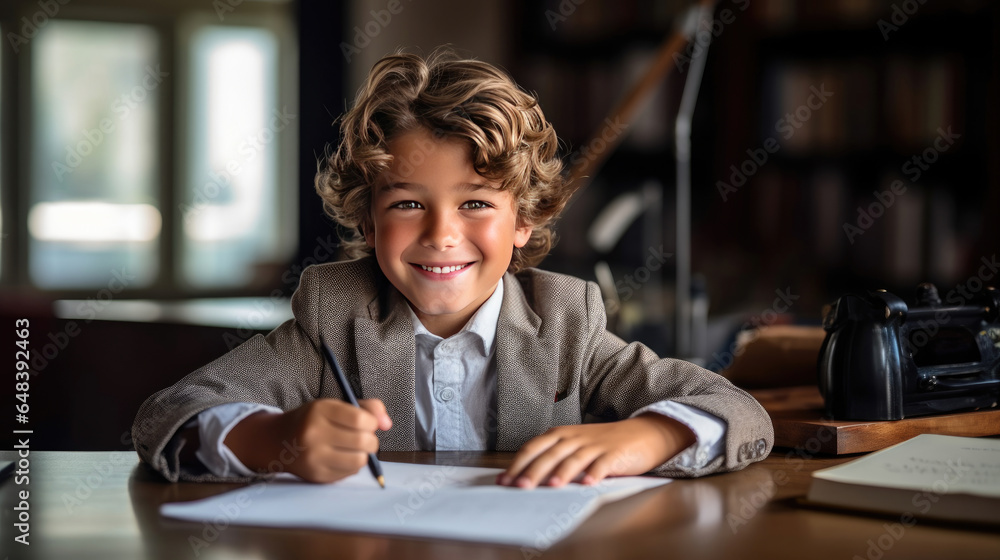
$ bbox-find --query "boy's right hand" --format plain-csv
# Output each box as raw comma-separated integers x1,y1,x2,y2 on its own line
225,398,392,483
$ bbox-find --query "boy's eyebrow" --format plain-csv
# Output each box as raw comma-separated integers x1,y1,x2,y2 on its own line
379,181,501,194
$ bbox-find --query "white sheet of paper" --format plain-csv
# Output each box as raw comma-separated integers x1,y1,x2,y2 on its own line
161,461,671,549
812,433,1000,496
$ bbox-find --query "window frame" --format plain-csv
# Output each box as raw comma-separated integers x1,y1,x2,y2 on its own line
0,0,297,298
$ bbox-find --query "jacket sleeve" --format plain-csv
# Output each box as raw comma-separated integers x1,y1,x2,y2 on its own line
577,281,774,477
131,266,328,482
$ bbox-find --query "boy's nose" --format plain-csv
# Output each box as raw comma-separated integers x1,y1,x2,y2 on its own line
420,211,461,250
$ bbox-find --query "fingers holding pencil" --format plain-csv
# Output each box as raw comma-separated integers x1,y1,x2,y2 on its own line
320,339,389,488
293,399,387,482
357,399,393,432
315,398,390,486
355,399,389,488
226,398,389,484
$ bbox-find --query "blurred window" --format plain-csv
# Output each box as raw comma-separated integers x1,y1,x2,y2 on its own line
29,20,161,289
181,26,284,288
0,22,3,280
5,1,296,294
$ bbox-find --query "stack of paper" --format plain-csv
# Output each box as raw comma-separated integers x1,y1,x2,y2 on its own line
807,434,1000,525
161,462,671,549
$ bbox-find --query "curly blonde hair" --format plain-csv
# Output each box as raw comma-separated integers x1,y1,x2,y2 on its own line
315,48,569,273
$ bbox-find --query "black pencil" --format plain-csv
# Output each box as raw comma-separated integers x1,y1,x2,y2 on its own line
320,341,386,489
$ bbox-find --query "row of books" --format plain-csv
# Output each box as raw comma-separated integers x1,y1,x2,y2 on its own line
533,0,687,40
750,0,982,28
521,45,965,155
518,47,674,150
760,55,964,153
745,168,969,288
534,0,979,38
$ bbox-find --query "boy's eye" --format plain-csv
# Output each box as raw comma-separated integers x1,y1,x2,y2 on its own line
461,200,493,210
390,201,422,210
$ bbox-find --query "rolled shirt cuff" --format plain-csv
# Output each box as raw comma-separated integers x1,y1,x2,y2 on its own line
194,402,283,477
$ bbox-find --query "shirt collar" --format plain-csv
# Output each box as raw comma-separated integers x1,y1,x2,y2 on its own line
409,277,504,356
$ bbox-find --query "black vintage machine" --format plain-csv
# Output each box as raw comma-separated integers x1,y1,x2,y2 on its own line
818,283,1000,420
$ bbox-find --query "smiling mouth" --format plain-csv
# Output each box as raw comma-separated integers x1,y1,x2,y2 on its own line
416,263,471,274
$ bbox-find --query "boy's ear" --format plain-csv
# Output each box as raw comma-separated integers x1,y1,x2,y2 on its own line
361,222,375,248
513,223,533,248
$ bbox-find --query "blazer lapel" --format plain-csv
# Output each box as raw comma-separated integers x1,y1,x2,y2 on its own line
495,273,560,451
354,286,417,451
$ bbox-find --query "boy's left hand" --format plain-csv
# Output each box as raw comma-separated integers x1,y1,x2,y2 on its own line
496,413,695,489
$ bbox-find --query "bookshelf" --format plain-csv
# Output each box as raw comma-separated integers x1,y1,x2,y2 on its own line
698,0,997,317
513,0,1000,324
512,0,998,352
510,0,693,354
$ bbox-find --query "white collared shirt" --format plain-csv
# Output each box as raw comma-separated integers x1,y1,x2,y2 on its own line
193,278,726,476
411,277,503,450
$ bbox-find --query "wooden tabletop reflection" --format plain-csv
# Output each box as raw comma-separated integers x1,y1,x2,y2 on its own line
2,449,998,560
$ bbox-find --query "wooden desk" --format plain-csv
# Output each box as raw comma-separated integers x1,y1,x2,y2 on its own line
2,450,998,559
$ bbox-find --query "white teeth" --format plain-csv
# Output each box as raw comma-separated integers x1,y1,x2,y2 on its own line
419,263,468,274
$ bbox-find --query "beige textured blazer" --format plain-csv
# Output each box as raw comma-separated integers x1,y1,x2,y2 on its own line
133,257,773,482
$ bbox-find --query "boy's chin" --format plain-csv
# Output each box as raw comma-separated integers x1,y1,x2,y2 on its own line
410,301,471,317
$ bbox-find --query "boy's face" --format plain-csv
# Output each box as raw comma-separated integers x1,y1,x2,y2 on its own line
366,127,532,337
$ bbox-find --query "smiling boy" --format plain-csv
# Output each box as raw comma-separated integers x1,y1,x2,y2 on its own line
133,50,773,487
369,128,530,339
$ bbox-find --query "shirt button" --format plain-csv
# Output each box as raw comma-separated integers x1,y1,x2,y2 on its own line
438,387,456,402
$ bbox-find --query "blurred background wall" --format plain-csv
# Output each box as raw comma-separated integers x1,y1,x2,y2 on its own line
1,0,997,449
